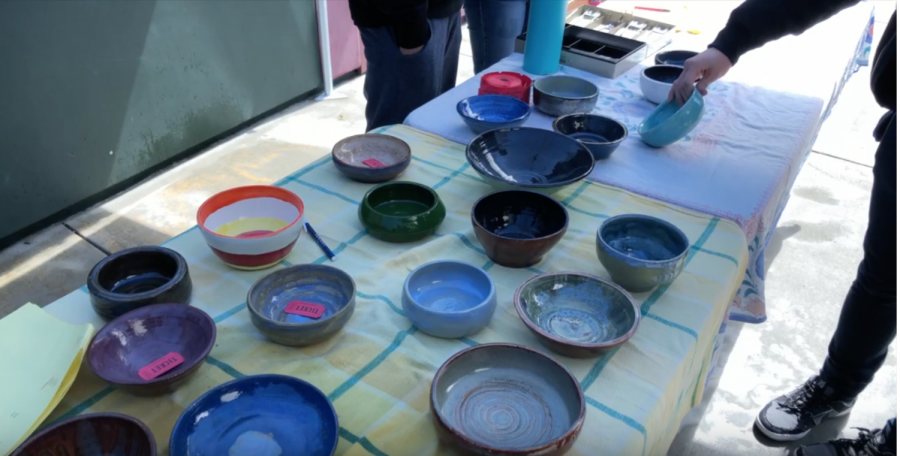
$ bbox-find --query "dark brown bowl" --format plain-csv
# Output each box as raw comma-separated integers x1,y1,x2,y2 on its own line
11,412,156,456
87,304,216,396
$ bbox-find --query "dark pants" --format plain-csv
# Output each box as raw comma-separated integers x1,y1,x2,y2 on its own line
359,13,462,131
463,0,527,73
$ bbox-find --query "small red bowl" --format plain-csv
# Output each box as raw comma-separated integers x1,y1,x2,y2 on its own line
479,71,533,104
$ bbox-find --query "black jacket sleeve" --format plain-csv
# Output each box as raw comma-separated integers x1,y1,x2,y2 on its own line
710,0,862,64
372,0,430,49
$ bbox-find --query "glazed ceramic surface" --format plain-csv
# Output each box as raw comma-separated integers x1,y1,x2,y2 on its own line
596,214,690,292
638,88,705,147
87,304,216,396
514,272,640,358
358,181,446,242
456,95,531,134
430,344,585,456
247,264,356,346
466,127,595,194
197,185,305,270
552,113,628,160
654,50,698,66
169,374,338,456
401,260,497,338
11,413,156,456
471,190,568,268
87,246,192,319
640,65,683,105
532,75,599,117
331,134,412,183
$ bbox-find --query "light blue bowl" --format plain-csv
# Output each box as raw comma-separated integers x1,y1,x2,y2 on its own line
638,88,705,147
456,95,531,134
402,260,497,338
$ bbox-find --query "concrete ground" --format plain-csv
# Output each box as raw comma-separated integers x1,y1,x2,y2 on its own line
0,3,895,455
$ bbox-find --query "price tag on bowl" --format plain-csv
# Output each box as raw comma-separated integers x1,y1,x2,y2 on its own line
138,352,185,380
285,301,326,319
362,158,386,168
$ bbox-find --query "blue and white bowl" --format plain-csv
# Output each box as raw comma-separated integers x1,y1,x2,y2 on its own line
456,95,531,134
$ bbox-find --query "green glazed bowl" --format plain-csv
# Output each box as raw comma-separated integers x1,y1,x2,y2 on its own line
359,181,446,243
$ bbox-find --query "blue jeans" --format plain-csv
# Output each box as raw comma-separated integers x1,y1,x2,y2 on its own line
463,0,527,73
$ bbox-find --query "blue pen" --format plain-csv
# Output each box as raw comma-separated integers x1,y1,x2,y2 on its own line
305,221,336,261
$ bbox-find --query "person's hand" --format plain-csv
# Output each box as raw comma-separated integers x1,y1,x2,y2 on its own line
399,45,424,56
668,48,732,105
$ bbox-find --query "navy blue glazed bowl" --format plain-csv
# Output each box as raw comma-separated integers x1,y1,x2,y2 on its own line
456,95,531,134
170,374,339,456
552,113,628,160
595,214,690,292
332,134,412,183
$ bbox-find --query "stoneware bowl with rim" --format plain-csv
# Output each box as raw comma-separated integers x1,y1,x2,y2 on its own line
596,214,690,292
197,185,305,270
532,75,600,117
514,271,640,358
638,88,705,147
552,113,629,160
169,374,339,456
11,412,156,456
430,343,586,456
247,264,356,346
331,133,412,183
358,181,446,243
654,50,699,66
401,260,497,338
471,189,568,268
456,94,531,134
87,303,216,396
640,65,683,105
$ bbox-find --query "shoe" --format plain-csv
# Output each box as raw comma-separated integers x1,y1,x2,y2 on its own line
791,427,895,456
756,375,856,441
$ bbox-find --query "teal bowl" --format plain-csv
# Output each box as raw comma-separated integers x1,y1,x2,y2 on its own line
359,181,446,243
638,88,705,147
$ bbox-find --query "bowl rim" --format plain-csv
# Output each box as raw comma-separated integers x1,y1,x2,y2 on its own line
637,88,704,137
196,185,305,240
246,264,357,327
551,113,629,147
361,181,443,218
456,94,532,125
402,260,496,315
87,246,187,300
429,343,586,452
654,49,699,66
470,189,570,241
331,133,412,169
513,271,641,349
11,412,157,456
86,303,217,386
533,75,599,100
596,214,691,264
465,127,596,188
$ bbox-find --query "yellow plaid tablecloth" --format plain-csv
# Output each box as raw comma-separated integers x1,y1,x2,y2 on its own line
41,125,748,456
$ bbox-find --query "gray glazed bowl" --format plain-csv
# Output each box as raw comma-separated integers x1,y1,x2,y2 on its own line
332,134,412,183
247,264,356,346
595,214,690,292
533,75,599,117
402,260,497,338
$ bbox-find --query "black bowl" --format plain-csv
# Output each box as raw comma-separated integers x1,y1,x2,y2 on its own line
552,113,628,160
654,50,699,67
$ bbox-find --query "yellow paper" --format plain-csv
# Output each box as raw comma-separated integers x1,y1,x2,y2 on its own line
0,304,94,455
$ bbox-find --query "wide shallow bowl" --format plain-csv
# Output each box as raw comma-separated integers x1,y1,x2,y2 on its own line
466,127,595,194
552,113,628,160
331,134,411,183
12,413,156,456
638,88,705,147
87,246,192,319
456,94,531,134
532,75,599,117
472,190,568,268
596,214,690,292
197,185,305,270
402,260,497,338
170,374,339,456
247,264,356,346
640,65,683,105
87,304,216,395
358,181,446,242
654,50,698,66
514,272,640,358
430,344,585,456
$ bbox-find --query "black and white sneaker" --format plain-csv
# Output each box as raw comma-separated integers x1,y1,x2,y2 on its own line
756,375,856,441
791,427,895,456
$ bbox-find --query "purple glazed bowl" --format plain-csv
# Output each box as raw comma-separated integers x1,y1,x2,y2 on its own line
11,413,156,456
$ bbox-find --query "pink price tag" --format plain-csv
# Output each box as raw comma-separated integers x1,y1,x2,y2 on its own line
138,352,185,380
362,158,386,168
285,301,326,319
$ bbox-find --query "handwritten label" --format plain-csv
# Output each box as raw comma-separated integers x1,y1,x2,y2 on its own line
362,158,385,168
285,301,326,319
138,352,185,380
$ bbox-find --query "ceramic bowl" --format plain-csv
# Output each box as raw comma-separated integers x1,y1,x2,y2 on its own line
430,344,585,456
654,50,698,66
87,304,216,395
331,134,412,183
466,127,595,194
197,185,305,270
358,181,446,243
596,214,690,292
402,260,497,338
640,65,683,105
87,246,192,319
247,264,356,346
638,88,705,147
471,190,568,268
11,413,156,456
514,272,640,358
456,95,531,134
532,75,599,117
169,374,339,456
552,113,628,160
